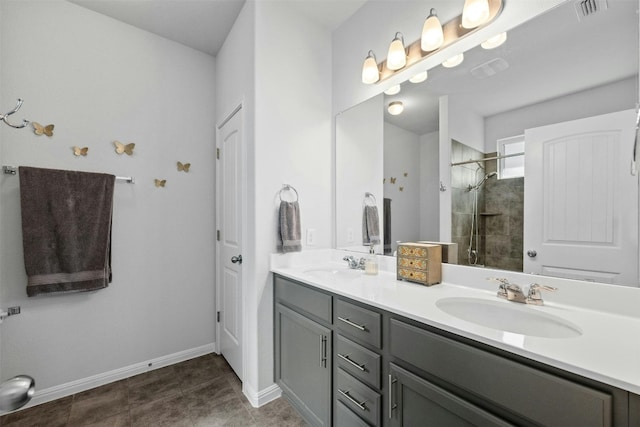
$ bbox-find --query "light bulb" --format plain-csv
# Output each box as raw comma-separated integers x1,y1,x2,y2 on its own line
409,71,428,84
481,32,507,49
462,0,490,29
388,101,404,115
387,32,407,71
384,85,401,95
421,9,444,51
442,53,464,68
361,50,380,84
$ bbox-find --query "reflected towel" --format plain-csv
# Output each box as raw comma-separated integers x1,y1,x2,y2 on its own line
362,205,380,246
278,201,301,253
19,167,115,297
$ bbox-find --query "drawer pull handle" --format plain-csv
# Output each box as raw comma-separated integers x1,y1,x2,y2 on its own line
337,316,366,331
388,374,398,419
319,335,327,368
338,389,367,411
337,353,366,371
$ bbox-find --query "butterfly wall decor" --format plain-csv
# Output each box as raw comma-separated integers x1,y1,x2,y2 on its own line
177,161,191,172
399,186,404,192
114,141,135,156
73,146,88,156
390,177,397,184
154,179,166,188
32,122,54,137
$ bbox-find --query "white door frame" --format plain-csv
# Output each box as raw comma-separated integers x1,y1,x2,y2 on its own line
215,101,248,383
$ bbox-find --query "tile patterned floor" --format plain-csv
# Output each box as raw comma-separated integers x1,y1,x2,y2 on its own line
0,354,308,427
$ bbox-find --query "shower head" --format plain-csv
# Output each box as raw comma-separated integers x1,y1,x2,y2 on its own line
486,172,498,179
469,171,497,190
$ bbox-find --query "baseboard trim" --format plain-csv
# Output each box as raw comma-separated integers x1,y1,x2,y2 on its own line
243,382,282,408
12,343,216,412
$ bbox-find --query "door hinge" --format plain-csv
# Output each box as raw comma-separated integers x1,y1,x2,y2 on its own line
216,230,220,241
217,311,221,322
216,148,220,159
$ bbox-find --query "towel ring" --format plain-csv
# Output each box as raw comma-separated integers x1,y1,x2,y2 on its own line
364,192,377,206
278,184,299,202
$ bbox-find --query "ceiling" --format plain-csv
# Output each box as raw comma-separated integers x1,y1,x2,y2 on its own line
384,0,639,135
69,0,367,57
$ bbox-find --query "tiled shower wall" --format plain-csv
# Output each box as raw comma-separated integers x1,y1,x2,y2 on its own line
450,142,524,271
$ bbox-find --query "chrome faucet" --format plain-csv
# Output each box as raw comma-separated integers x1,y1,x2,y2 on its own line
488,278,557,305
343,256,366,270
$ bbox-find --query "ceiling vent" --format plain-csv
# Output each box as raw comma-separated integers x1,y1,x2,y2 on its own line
574,0,608,20
470,58,509,79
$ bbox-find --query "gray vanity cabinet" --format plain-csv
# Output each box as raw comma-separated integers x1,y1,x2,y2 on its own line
388,363,514,427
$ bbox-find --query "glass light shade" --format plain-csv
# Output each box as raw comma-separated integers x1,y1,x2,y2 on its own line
388,101,404,115
462,0,490,29
421,9,444,52
409,71,428,84
481,32,507,49
442,53,464,68
384,85,401,95
387,33,407,71
361,51,380,84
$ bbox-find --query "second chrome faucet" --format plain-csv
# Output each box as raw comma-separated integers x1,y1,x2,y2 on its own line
489,278,557,306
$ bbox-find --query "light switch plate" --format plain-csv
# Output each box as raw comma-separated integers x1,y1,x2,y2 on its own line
306,228,316,246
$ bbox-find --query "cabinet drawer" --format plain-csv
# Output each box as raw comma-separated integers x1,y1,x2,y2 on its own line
336,368,381,426
336,334,381,389
275,275,332,324
390,319,613,427
336,400,371,427
335,299,381,349
397,257,428,270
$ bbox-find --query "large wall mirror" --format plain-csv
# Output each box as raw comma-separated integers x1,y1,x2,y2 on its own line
336,0,640,286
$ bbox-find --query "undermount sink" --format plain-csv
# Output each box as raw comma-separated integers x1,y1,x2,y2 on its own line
436,297,582,339
303,267,362,281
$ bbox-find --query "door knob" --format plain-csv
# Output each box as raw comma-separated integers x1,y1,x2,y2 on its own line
527,250,537,258
231,255,243,264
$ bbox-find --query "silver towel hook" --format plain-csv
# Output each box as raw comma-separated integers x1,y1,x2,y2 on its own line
278,184,299,202
364,192,377,206
0,99,30,129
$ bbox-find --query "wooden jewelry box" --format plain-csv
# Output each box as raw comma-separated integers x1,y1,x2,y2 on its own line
396,243,442,286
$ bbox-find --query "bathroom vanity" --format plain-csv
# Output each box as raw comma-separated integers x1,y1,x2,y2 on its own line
272,251,640,427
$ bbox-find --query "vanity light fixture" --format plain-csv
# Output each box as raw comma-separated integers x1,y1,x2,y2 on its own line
442,53,464,68
462,0,491,28
361,50,380,84
481,32,507,49
387,32,407,71
421,8,444,51
361,0,503,85
388,101,404,115
384,85,401,95
409,71,428,83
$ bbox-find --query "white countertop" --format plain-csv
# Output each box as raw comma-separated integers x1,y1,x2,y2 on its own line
271,249,640,395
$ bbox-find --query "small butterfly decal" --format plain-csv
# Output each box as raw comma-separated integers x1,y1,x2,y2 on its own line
73,146,89,156
390,177,397,184
383,178,386,184
32,122,54,137
404,172,408,177
154,179,167,188
177,161,191,172
399,186,404,192
114,141,135,156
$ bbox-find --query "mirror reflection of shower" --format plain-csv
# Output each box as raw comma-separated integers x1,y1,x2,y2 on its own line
467,169,497,265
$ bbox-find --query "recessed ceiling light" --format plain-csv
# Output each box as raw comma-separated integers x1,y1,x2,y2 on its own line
388,101,404,115
481,32,507,49
409,71,428,83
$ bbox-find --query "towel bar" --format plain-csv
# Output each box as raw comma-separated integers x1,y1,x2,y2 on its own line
278,184,298,202
3,165,134,183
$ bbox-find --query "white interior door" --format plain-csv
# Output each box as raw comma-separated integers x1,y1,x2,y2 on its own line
217,107,244,378
524,109,638,286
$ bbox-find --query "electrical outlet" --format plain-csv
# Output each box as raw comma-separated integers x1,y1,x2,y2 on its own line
306,228,316,246
347,228,354,243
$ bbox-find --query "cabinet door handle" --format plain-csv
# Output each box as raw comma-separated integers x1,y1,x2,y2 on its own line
319,335,327,368
337,353,366,371
388,374,398,419
338,389,367,411
337,316,366,331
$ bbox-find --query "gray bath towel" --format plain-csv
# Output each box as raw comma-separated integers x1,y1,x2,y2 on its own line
19,167,115,297
278,201,301,253
363,205,380,246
